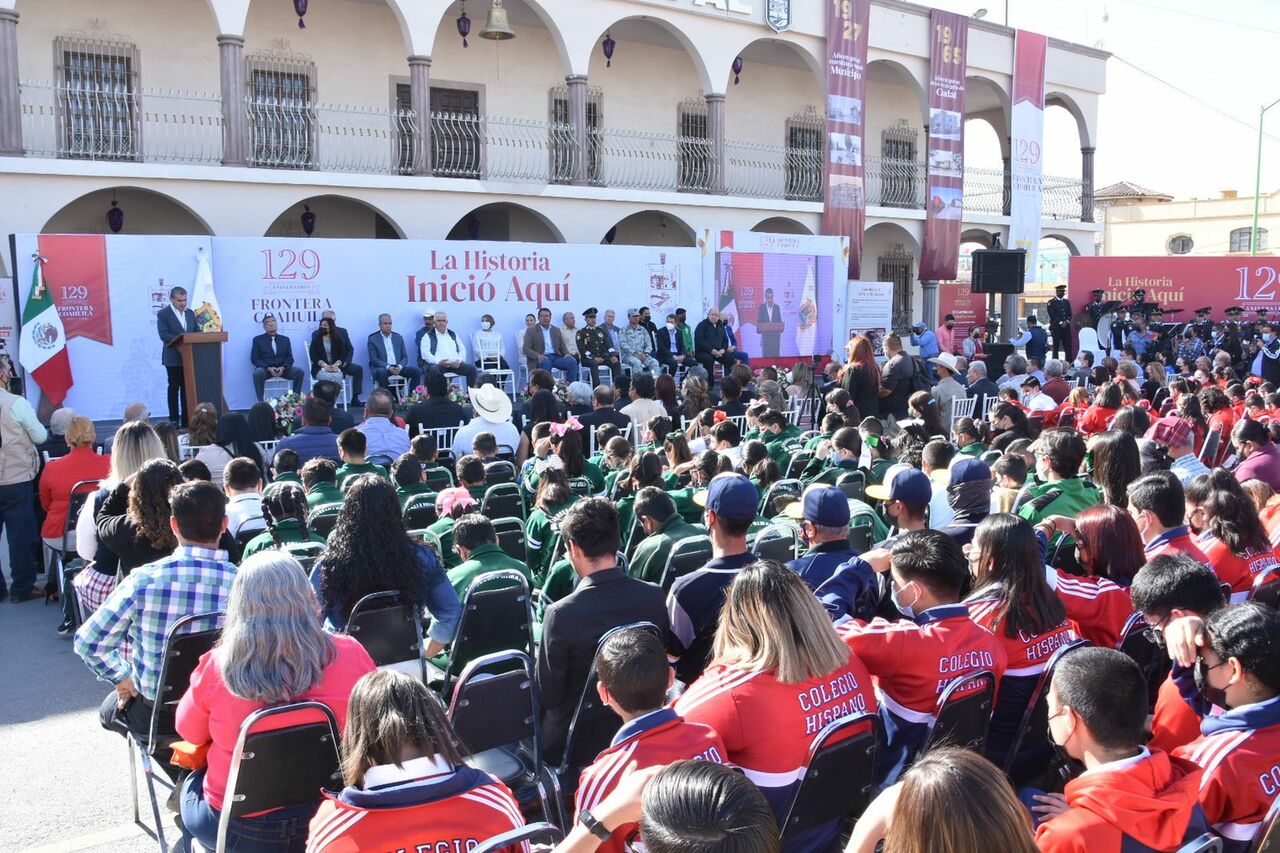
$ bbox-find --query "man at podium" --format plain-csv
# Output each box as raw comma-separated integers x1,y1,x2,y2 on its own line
756,288,784,357
157,286,198,426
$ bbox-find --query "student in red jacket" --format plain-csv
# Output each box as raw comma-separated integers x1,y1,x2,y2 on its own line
1129,471,1209,563
675,560,876,853
964,514,1080,783
1167,603,1280,852
838,530,1008,787
1033,647,1209,853
1035,505,1142,649
1186,469,1279,601
307,670,524,853
575,628,726,853
1129,554,1228,756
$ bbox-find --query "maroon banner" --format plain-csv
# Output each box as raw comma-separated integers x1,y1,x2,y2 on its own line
1069,256,1280,318
822,0,869,280
37,234,113,345
920,11,967,282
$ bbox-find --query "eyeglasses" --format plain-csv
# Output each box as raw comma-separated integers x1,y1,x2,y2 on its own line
1142,614,1170,645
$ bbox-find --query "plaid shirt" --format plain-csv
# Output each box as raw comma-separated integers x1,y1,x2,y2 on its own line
74,545,237,702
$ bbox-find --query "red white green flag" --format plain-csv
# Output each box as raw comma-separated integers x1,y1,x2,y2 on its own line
21,254,73,405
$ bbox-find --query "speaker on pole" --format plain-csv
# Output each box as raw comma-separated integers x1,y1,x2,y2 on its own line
971,250,1027,294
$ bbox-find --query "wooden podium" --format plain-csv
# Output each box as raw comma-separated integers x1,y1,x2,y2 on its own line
171,332,228,416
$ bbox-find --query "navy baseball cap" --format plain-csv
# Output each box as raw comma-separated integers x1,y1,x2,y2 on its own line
693,473,759,521
865,468,932,505
948,457,992,487
784,485,850,527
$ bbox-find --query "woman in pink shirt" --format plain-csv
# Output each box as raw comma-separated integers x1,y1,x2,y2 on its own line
176,552,376,852
1232,418,1280,492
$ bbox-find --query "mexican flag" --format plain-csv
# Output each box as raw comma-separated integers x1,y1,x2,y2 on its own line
20,255,73,405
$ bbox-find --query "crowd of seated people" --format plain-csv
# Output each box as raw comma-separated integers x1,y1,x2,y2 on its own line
14,316,1280,853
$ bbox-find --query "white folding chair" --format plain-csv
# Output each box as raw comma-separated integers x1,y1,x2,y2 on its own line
950,396,977,426
262,377,291,399
479,354,515,397
386,375,409,400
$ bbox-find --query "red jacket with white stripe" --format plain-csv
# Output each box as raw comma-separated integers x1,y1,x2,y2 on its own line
839,604,1008,786
1173,695,1280,851
1199,532,1278,601
1049,571,1133,649
674,654,877,852
574,709,726,853
306,758,524,853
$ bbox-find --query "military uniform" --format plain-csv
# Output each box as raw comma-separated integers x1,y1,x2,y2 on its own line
1047,289,1073,359
577,309,622,389
446,542,531,599
1192,310,1214,343
1083,292,1107,329
629,514,703,585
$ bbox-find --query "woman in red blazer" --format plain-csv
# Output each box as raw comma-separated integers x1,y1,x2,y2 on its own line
39,415,110,549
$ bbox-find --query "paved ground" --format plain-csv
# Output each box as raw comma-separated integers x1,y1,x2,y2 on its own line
0,585,179,853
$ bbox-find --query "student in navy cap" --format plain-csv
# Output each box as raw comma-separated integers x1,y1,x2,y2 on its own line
783,485,854,590
865,466,932,546
667,473,759,684
936,457,993,548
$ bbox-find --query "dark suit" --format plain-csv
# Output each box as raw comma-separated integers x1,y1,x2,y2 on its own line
966,378,1000,421
579,407,631,433
654,326,689,373
367,330,421,396
157,304,198,424
757,301,783,357
694,319,733,376
250,332,304,400
406,397,468,438
535,567,668,768
308,329,363,405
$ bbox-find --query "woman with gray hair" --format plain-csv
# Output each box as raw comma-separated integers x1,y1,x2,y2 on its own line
567,380,593,416
176,551,376,852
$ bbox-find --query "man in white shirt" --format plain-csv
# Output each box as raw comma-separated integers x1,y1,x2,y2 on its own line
420,311,477,387
1020,377,1058,413
357,389,411,463
619,373,667,427
452,383,521,459
222,457,266,539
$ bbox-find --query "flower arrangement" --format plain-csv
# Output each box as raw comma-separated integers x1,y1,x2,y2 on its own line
518,378,570,404
267,392,305,435
403,383,467,408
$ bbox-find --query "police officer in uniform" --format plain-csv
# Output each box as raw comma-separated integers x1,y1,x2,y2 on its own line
1047,284,1073,360
1193,308,1214,343
1083,288,1108,329
577,307,624,391
1243,308,1270,345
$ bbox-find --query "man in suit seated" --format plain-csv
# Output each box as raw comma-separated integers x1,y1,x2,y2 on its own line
694,308,735,377
522,307,580,381
655,312,690,375
157,286,198,426
579,385,630,432
405,369,469,437
367,313,421,398
251,313,304,400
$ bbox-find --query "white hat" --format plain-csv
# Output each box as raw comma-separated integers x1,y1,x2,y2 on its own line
928,352,961,374
469,384,513,424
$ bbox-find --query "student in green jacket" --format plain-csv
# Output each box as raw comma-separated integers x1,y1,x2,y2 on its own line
615,452,668,550
553,419,606,495
757,409,802,466
263,447,303,498
335,427,388,490
668,448,734,525
524,465,579,585
391,453,436,510
300,457,343,511
805,426,863,486
952,417,987,459
601,434,634,498
424,486,479,569
455,454,489,504
447,512,531,599
411,432,454,489
1017,428,1101,543
242,482,327,559
589,423,626,471
628,487,703,585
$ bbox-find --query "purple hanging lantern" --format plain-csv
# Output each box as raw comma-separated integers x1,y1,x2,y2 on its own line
732,55,744,85
293,0,308,28
106,198,124,233
300,204,316,237
457,2,471,47
602,32,616,68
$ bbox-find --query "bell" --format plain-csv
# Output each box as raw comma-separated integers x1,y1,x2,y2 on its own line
479,0,515,40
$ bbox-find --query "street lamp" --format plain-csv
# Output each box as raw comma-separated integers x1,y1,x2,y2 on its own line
972,8,988,19
1252,96,1280,255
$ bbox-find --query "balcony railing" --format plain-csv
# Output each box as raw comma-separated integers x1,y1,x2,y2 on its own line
20,79,223,165
15,81,1088,220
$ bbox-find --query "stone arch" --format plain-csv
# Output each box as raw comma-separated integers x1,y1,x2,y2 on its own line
600,210,696,247
720,36,823,93
751,217,813,235
264,194,405,239
1043,233,1081,256
1045,90,1094,149
446,202,565,243
41,186,214,235
429,0,573,75
583,16,714,94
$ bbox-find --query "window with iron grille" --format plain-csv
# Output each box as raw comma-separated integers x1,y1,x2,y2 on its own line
881,120,919,209
879,245,915,333
678,100,710,192
54,36,140,161
549,85,602,185
430,87,481,179
394,83,416,175
785,109,823,202
1230,227,1268,253
245,54,315,169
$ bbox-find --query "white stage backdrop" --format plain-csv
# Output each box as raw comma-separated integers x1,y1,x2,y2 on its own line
11,234,214,418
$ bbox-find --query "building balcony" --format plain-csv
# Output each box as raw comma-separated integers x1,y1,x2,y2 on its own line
17,80,1088,222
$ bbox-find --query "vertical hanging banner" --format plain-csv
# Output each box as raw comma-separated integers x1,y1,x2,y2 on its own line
920,11,967,281
822,0,869,280
1010,29,1047,283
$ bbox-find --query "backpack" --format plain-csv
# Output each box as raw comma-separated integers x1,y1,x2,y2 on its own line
910,356,935,394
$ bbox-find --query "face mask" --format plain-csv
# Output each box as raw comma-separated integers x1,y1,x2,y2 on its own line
1193,658,1229,709
946,323,954,329
667,323,676,331
890,581,918,619
1266,334,1275,343
481,320,493,331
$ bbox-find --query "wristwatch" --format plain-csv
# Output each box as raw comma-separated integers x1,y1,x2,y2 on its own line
579,809,613,841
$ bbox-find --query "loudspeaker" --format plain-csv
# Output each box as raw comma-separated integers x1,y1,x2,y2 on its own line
971,250,1026,294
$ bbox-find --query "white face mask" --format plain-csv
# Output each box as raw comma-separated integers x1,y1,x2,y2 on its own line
481,320,493,331
667,323,676,331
